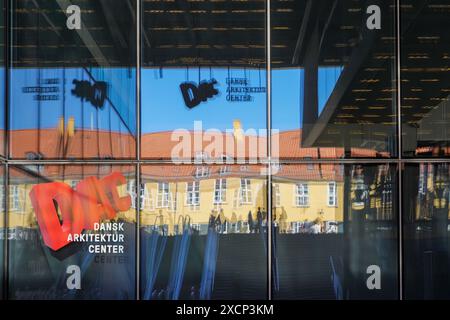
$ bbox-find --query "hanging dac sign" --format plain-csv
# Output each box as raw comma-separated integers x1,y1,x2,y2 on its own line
180,79,219,109
71,79,107,108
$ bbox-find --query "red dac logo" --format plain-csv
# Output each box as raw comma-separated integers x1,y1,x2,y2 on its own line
29,172,131,251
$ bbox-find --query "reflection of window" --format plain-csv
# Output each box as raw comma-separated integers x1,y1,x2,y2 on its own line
157,182,170,208
240,179,252,204
195,167,210,178
0,185,4,213
214,179,227,204
127,180,137,208
186,181,200,206
140,184,154,211
10,185,23,212
274,184,281,207
328,182,337,207
219,166,231,175
291,222,302,233
295,183,309,207
195,152,209,163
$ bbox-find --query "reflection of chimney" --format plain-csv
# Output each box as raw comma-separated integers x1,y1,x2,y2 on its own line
58,117,64,136
233,119,243,141
67,116,75,137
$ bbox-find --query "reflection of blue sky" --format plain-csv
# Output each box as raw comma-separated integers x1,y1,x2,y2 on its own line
9,68,135,134
141,68,267,133
8,66,341,134
318,66,343,115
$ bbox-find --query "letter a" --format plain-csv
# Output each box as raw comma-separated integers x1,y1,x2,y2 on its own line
66,5,81,30
366,265,381,290
366,5,381,30
66,265,81,290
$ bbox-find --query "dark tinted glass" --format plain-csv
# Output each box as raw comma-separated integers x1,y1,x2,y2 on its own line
401,1,450,157
9,0,136,159
140,164,268,299
272,1,397,159
7,165,136,299
404,163,450,299
272,163,398,299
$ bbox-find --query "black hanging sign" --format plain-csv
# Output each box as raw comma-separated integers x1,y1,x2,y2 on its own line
71,79,107,108
180,79,219,109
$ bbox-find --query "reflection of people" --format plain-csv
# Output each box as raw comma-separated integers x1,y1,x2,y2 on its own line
231,211,237,233
215,213,222,233
311,218,322,234
247,211,254,233
279,207,288,233
256,207,263,233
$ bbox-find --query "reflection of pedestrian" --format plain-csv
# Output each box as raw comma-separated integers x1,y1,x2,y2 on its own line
248,211,254,233
215,214,222,233
256,207,263,233
231,212,237,233
209,212,216,230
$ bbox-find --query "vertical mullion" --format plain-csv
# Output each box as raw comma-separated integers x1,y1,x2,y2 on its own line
266,0,272,301
3,163,8,299
396,0,403,300
136,0,141,301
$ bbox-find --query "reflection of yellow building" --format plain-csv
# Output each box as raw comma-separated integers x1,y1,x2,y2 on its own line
138,176,267,234
6,165,344,235
6,178,137,229
136,165,343,234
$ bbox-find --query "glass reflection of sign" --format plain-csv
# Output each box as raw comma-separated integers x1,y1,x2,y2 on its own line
226,77,266,102
22,78,60,101
71,79,107,108
29,172,131,251
180,79,219,109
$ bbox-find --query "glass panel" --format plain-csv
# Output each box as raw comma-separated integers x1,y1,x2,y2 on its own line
8,165,136,299
404,163,450,299
140,164,267,299
271,0,397,159
0,165,4,299
9,0,136,159
141,0,267,161
401,2,450,157
0,0,4,157
272,163,398,299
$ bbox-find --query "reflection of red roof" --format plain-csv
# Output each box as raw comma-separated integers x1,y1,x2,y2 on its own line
9,128,391,159
10,129,136,159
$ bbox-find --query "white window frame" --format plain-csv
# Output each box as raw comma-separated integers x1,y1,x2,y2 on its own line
127,180,137,209
214,179,227,204
274,184,281,207
186,181,200,207
195,166,210,179
240,179,253,204
140,183,155,211
327,181,337,207
219,165,231,175
157,182,170,208
295,183,309,207
9,185,23,212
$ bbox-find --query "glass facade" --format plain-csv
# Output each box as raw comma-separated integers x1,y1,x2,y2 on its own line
0,0,449,300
